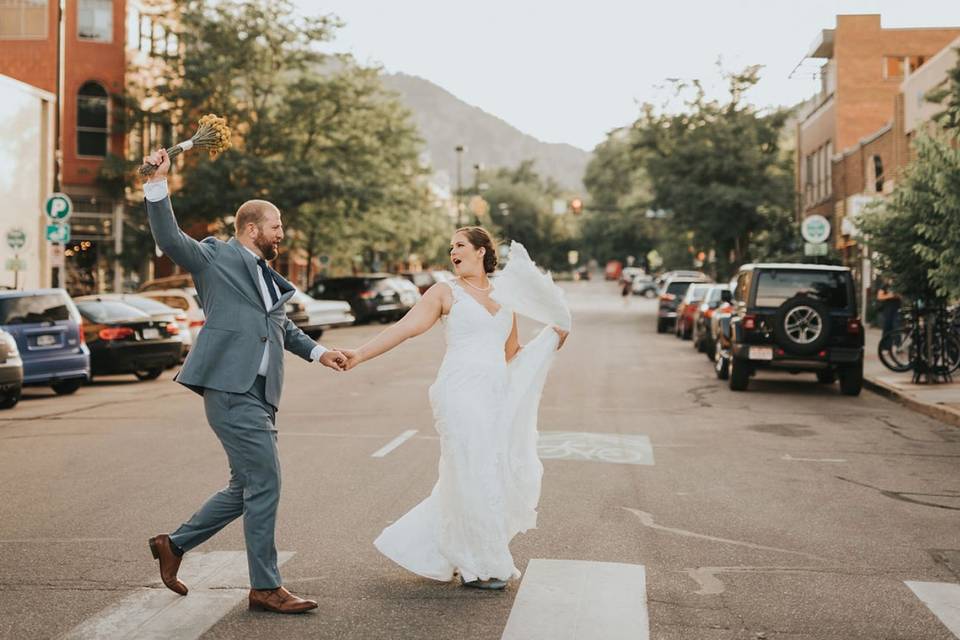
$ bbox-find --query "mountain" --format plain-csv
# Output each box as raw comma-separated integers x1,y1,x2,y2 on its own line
380,73,591,192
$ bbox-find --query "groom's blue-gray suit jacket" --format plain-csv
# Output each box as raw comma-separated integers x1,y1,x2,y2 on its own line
145,196,317,408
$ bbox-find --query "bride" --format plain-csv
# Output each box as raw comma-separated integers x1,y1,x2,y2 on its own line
343,227,570,590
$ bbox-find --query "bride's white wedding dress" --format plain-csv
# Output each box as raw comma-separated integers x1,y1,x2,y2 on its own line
374,243,571,582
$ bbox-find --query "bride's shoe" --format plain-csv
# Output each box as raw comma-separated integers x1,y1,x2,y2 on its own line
460,575,507,590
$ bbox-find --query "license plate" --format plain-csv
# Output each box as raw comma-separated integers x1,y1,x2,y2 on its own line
749,346,774,361
36,334,57,347
142,328,160,340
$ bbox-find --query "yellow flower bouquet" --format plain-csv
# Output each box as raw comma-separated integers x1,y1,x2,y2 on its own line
138,114,232,176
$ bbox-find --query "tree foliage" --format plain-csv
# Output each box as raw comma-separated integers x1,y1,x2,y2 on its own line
128,0,449,283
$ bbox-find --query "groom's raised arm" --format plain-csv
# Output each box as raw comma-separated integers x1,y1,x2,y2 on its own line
142,149,217,274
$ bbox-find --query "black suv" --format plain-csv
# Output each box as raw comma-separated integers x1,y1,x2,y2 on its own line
725,263,864,395
307,275,405,324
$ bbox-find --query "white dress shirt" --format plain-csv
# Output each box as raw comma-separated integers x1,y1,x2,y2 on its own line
144,178,327,371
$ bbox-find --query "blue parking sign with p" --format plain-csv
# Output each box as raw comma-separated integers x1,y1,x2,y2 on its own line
44,193,73,221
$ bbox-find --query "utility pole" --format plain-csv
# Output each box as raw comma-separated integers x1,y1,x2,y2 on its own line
455,145,465,227
51,0,65,288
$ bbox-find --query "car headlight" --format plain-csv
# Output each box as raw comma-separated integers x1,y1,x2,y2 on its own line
1,333,18,358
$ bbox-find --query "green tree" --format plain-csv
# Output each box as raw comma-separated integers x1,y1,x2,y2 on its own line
130,0,444,283
632,67,795,277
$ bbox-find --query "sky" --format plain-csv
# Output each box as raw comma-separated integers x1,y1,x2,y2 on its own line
294,1,960,152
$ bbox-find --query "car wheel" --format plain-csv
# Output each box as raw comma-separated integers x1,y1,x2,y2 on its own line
703,338,715,360
135,368,163,381
644,289,656,298
729,356,749,391
714,344,730,380
0,388,21,409
656,320,666,334
773,296,831,356
51,379,82,395
816,370,836,384
838,361,863,396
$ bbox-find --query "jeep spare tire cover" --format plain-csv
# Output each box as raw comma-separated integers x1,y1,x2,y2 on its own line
773,296,831,355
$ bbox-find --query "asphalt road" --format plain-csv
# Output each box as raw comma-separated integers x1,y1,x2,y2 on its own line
1,279,958,640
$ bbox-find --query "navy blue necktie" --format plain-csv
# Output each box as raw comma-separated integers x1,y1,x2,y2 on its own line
256,257,279,307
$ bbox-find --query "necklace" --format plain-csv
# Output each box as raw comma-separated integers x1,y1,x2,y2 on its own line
459,276,491,292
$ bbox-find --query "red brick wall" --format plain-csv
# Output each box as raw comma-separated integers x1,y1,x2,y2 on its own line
0,2,58,93
834,15,960,152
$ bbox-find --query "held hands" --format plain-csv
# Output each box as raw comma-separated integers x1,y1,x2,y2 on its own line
319,349,348,372
142,148,171,182
341,349,362,371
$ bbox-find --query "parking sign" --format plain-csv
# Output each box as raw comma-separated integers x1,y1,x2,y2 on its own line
44,193,73,221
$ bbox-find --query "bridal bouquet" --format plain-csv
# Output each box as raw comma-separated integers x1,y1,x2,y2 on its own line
138,114,232,176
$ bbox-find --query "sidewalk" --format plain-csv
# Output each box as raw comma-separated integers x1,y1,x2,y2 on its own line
863,327,960,428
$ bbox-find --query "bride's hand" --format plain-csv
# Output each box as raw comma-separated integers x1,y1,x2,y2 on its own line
552,327,569,350
341,349,363,371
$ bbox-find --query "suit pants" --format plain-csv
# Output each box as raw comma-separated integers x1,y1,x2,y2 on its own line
169,375,282,589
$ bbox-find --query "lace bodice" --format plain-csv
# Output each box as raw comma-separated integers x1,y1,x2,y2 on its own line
439,280,513,368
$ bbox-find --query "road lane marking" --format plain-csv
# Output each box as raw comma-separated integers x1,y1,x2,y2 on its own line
63,551,294,640
623,508,828,561
501,559,649,640
371,430,419,458
537,432,654,465
782,454,847,463
686,566,835,595
906,581,960,637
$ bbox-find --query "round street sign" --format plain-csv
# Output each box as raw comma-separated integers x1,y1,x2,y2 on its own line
44,193,73,221
6,228,26,250
801,214,831,244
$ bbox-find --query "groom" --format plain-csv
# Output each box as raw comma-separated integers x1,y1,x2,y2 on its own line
142,148,346,614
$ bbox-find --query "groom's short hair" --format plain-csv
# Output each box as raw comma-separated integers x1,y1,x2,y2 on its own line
235,200,278,235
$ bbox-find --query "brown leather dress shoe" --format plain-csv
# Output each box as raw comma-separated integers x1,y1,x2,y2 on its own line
248,586,318,614
148,534,188,596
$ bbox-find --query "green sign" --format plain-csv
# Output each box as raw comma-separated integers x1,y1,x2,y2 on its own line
46,223,70,244
5,258,26,272
6,228,25,250
804,242,828,257
801,214,830,244
44,193,73,221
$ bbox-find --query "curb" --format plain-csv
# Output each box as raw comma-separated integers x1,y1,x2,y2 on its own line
863,375,960,429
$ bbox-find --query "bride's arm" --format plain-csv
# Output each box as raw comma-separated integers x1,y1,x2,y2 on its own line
347,283,448,368
505,313,522,362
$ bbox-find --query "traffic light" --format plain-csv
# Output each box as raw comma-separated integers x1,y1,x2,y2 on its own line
570,197,583,215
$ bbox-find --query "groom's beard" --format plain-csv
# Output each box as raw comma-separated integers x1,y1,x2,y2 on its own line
255,236,279,261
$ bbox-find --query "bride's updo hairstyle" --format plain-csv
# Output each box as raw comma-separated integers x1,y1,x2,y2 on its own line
457,226,498,274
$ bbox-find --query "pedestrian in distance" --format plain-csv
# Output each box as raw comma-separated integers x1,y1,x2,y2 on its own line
141,148,347,614
876,278,901,336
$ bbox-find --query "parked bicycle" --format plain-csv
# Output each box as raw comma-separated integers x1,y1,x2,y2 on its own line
878,303,960,381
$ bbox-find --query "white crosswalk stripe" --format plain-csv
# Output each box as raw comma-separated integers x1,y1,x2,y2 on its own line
63,551,294,640
501,559,649,640
370,429,419,457
906,581,960,638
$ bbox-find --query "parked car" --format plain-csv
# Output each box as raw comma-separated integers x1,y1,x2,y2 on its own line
655,270,708,289
387,277,422,316
0,328,23,408
605,260,623,281
656,276,712,334
725,263,864,395
139,288,205,342
289,288,355,339
0,289,90,395
308,275,406,324
710,294,737,380
75,299,183,381
692,284,732,355
675,283,713,339
400,270,453,295
77,293,192,359
631,274,657,297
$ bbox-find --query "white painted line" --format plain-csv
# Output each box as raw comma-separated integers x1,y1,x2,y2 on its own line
782,454,847,463
501,559,649,640
537,431,654,465
63,551,294,640
371,429,419,458
906,581,960,637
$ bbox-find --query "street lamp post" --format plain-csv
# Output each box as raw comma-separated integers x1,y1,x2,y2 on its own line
455,145,465,227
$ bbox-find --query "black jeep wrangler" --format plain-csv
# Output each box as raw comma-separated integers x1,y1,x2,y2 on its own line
724,263,864,395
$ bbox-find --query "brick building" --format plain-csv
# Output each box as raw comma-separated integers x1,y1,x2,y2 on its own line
795,14,960,238
0,0,127,294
